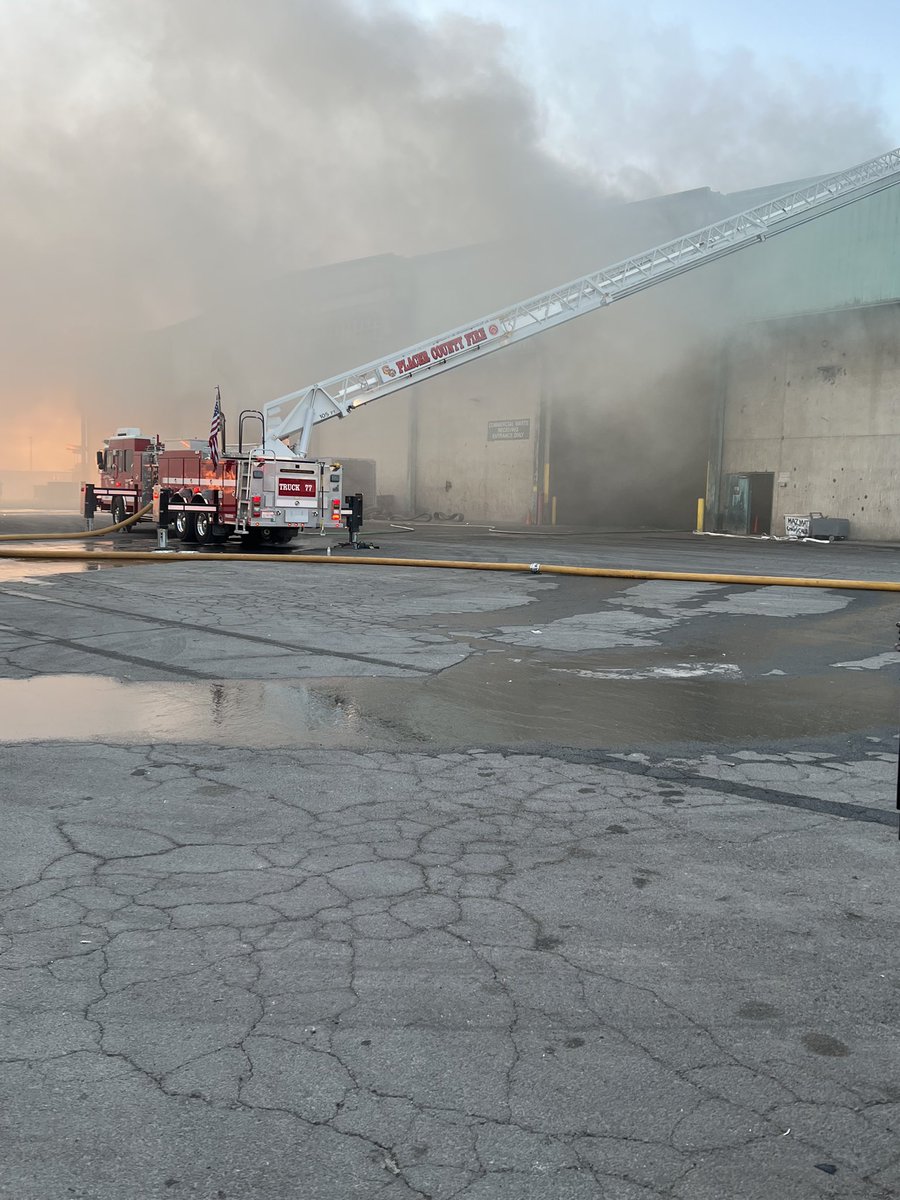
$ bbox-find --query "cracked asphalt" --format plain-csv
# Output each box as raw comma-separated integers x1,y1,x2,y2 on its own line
1,519,899,1199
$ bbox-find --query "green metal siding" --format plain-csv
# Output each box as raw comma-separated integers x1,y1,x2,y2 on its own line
731,183,900,320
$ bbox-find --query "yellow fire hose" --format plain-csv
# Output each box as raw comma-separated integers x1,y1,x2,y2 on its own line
0,539,898,592
1,503,898,591
0,502,153,541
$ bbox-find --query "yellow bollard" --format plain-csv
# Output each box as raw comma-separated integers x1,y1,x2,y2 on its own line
695,497,705,533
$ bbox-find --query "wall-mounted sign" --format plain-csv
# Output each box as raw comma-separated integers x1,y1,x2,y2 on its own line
487,418,531,442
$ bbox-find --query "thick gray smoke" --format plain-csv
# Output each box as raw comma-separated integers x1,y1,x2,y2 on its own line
0,0,888,471
0,2,601,360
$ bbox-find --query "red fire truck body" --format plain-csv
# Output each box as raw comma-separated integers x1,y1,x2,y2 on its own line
87,420,344,546
91,428,161,524
155,445,344,545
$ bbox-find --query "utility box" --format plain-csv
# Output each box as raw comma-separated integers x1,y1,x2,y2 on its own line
808,516,850,540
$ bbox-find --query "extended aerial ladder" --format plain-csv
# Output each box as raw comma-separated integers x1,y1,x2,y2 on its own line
264,145,900,457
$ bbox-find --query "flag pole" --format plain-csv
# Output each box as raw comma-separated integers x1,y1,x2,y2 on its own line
216,386,226,456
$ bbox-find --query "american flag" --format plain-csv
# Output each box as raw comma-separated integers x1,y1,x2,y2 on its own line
208,387,222,468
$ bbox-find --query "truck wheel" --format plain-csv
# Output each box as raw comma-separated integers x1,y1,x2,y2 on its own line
194,506,213,545
111,498,127,527
174,507,194,541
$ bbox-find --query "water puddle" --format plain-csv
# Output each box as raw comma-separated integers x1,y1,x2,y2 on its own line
832,652,900,672
551,663,742,681
0,676,372,746
311,650,900,750
0,561,108,585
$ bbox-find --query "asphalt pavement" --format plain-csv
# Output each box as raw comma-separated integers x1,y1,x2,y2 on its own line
1,515,898,1199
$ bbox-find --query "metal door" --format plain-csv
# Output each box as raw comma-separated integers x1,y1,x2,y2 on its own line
723,475,750,534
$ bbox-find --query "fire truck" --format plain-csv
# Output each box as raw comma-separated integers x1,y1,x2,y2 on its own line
91,413,344,546
89,144,900,545
92,428,162,525
154,411,345,546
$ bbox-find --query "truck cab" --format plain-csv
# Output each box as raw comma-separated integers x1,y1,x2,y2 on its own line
92,427,160,522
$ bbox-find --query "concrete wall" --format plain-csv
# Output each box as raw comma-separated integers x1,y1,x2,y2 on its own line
315,194,736,526
412,344,541,523
547,266,727,529
313,325,542,521
312,253,729,526
719,302,900,539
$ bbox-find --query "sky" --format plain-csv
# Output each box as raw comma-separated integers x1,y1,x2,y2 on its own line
0,0,894,472
390,0,897,191
400,0,898,118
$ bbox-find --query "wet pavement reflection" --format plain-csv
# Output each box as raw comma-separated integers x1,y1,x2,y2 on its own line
0,676,374,746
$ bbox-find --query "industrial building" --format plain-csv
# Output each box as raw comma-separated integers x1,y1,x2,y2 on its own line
98,167,900,539
713,185,900,539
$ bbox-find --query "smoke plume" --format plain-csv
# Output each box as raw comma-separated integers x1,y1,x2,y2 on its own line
0,0,888,472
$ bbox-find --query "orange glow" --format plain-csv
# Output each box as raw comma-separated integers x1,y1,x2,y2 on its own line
0,396,83,474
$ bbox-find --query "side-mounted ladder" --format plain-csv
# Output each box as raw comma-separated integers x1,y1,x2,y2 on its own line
264,146,900,455
234,409,268,533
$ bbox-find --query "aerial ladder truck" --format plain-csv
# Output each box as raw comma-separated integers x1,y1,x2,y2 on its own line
92,145,900,546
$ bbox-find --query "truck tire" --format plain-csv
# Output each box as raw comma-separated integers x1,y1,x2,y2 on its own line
174,505,194,541
193,504,213,545
111,498,127,527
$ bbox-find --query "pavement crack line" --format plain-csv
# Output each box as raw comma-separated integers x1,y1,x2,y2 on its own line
0,585,430,673
474,747,895,828
646,768,891,827
3,620,214,680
